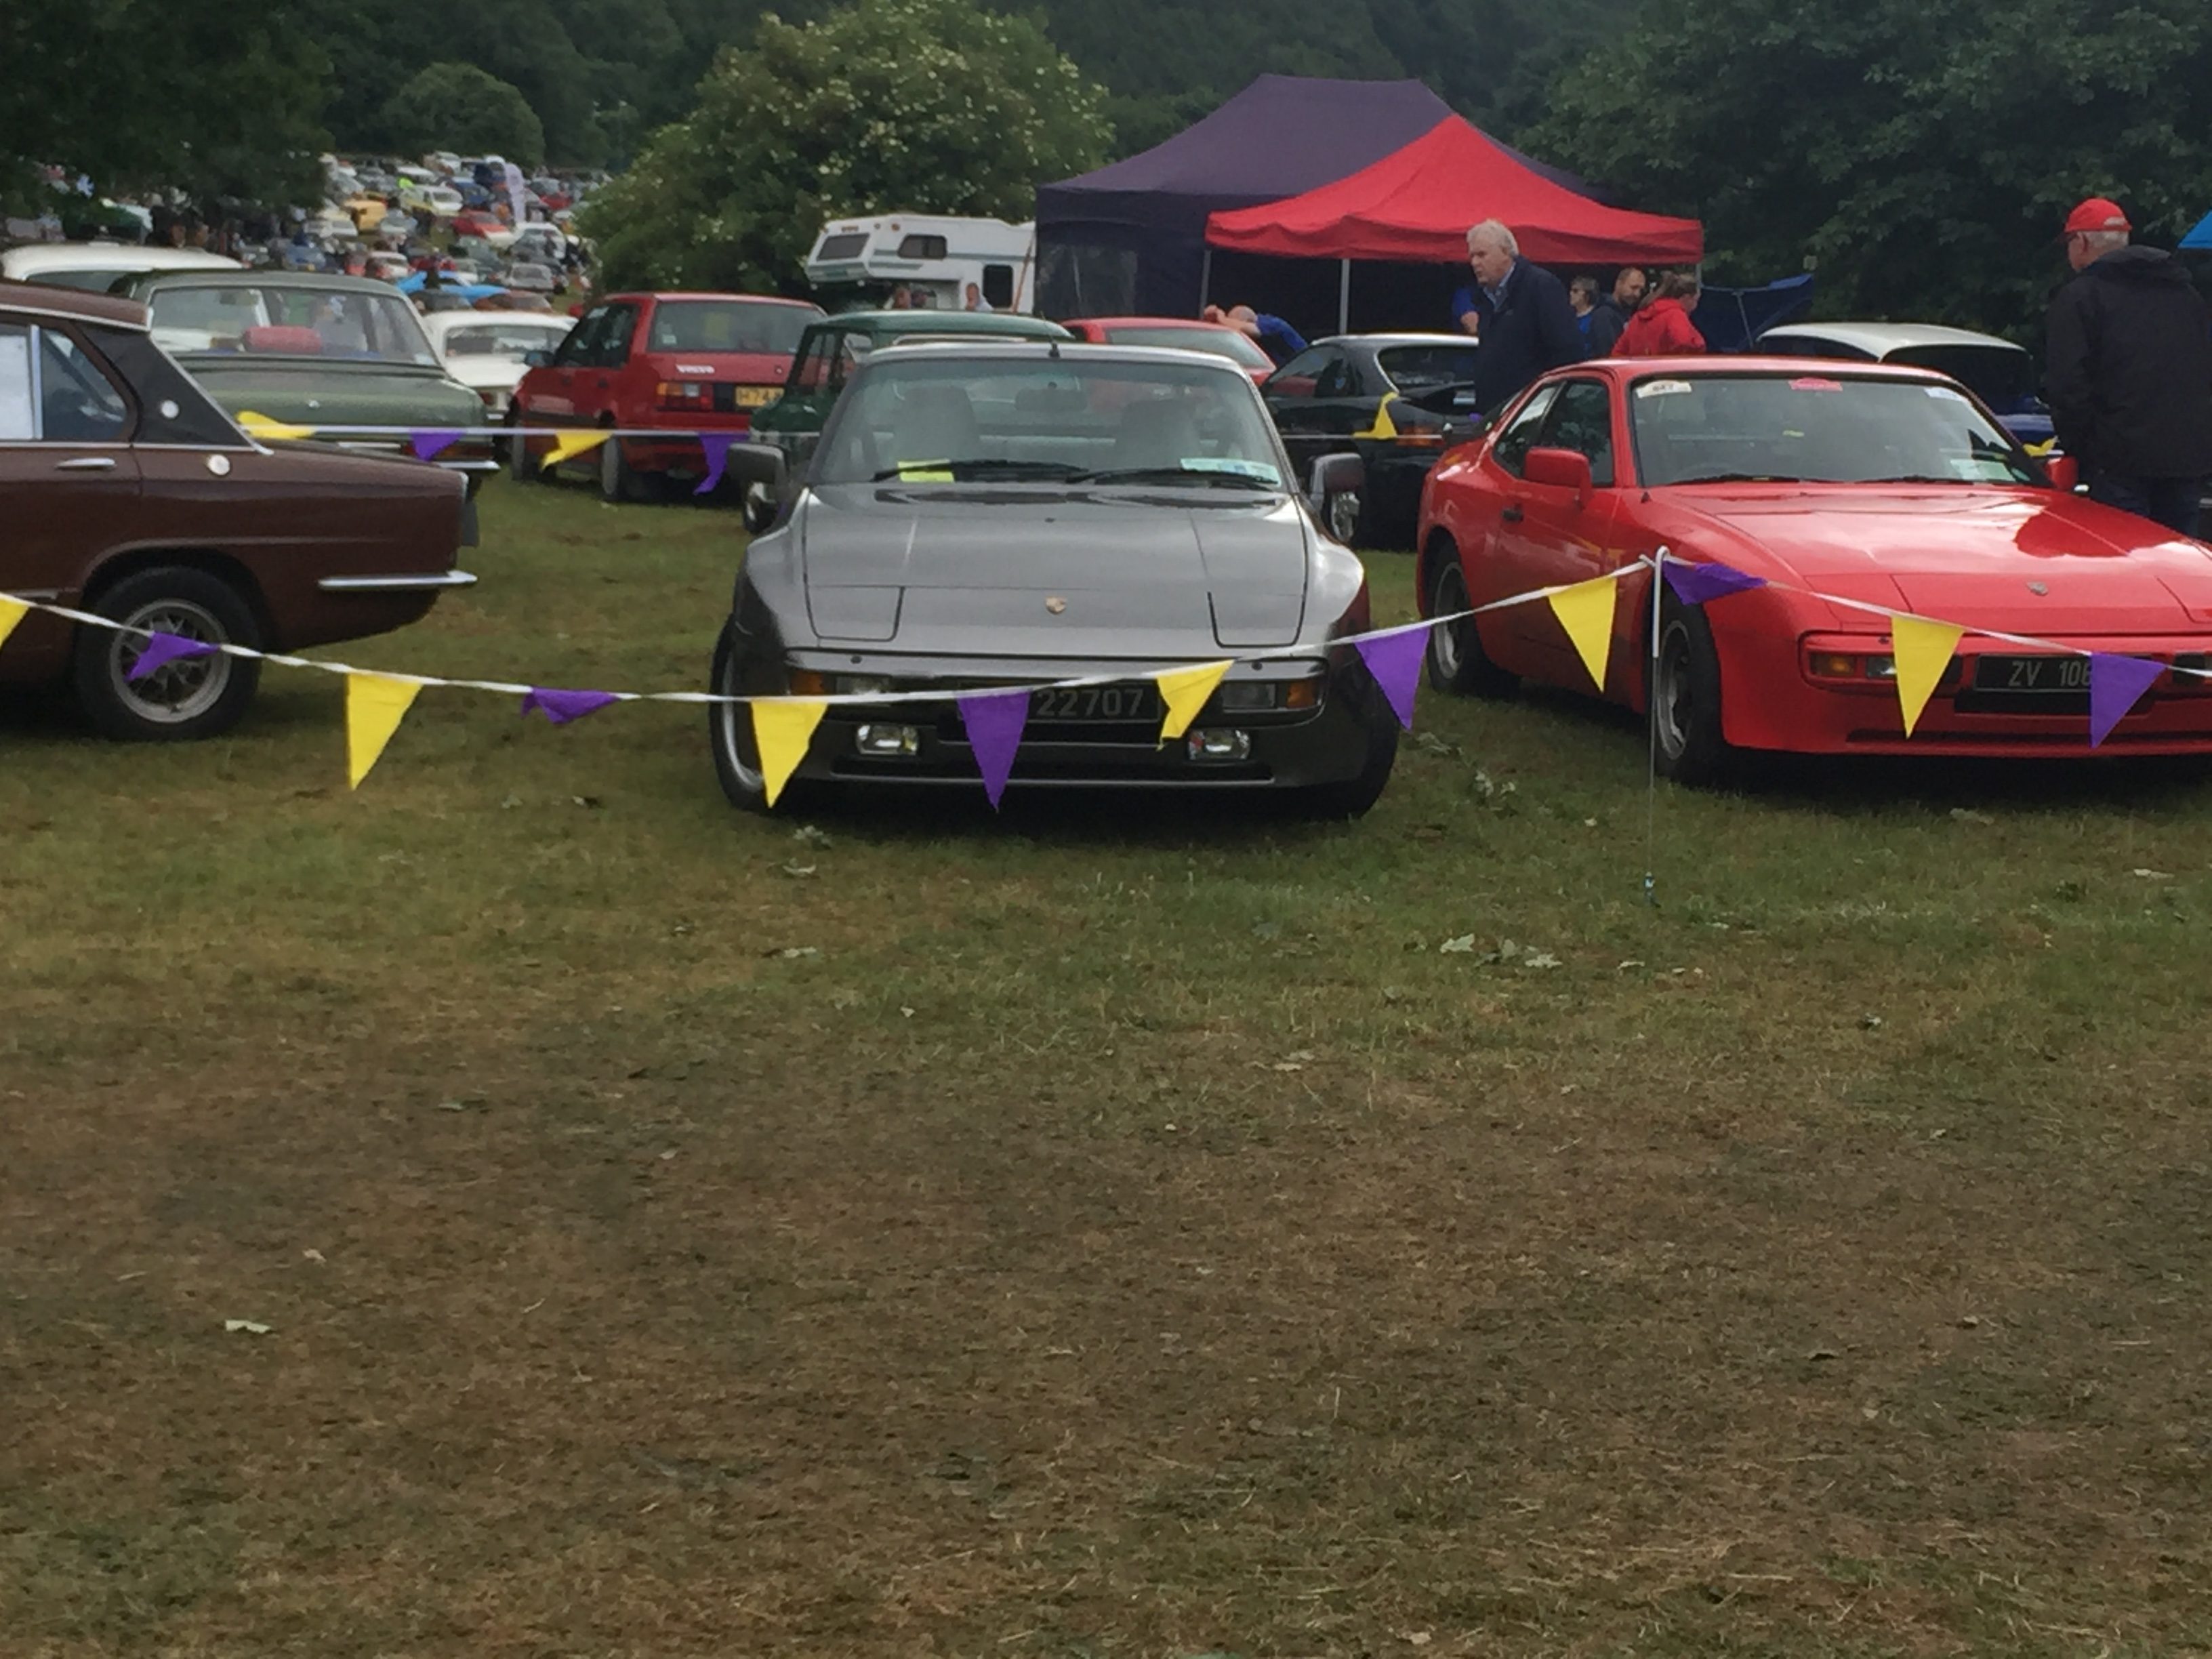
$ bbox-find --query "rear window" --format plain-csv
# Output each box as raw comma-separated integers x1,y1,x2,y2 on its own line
1103,325,1271,371
1886,344,2040,414
1378,344,1479,389
816,232,869,260
646,300,814,356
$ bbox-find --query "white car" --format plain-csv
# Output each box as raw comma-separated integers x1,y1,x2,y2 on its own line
403,184,466,219
1,241,240,292
509,224,567,264
502,261,559,293
1755,321,2053,446
422,310,576,417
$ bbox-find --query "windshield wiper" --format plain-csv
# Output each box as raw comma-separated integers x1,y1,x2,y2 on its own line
1860,473,1982,485
1076,465,1277,489
1668,472,1808,485
869,459,1087,480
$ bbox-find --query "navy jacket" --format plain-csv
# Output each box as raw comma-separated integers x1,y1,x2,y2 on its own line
2047,245,2212,479
1466,258,1588,414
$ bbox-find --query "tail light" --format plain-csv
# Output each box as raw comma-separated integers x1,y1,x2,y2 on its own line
657,380,710,413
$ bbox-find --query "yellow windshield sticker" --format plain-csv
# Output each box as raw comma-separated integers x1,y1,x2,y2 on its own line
897,461,954,481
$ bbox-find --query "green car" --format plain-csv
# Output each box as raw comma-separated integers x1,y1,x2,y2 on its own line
115,270,496,485
742,308,1069,529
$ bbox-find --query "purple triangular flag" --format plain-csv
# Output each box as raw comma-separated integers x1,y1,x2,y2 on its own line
695,433,736,496
1355,624,1428,730
958,690,1029,809
1662,559,1766,607
520,687,620,725
127,631,218,680
2088,653,2163,747
410,429,463,462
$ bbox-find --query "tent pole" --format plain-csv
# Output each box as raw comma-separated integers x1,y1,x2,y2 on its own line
1200,247,1212,312
1338,259,1350,335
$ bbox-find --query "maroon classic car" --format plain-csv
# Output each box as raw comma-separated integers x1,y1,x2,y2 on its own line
0,281,475,740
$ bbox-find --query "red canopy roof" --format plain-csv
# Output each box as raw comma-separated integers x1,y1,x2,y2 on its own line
1204,117,1703,266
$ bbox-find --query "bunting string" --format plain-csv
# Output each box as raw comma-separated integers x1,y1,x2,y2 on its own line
8,548,2204,790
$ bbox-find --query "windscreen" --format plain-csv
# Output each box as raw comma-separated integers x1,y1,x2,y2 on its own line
816,355,1286,488
1102,325,1272,371
1630,373,2039,487
1378,344,1479,388
148,283,438,365
442,321,572,356
24,269,128,293
646,300,813,355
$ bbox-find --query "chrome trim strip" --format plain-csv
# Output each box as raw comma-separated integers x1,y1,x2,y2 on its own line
316,571,478,592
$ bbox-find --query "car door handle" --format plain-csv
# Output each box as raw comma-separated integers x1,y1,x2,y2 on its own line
55,456,118,471
1500,503,1523,523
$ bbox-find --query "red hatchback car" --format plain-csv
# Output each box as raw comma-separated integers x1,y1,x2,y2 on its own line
1061,316,1275,383
509,291,824,501
1416,355,2212,781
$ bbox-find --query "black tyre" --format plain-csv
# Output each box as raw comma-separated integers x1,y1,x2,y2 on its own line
708,623,783,814
507,421,541,482
1652,594,1733,785
73,566,263,742
600,431,657,504
1424,549,1517,697
1302,678,1400,819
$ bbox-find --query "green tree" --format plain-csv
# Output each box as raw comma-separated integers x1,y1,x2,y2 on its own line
579,0,1112,293
1532,0,2212,335
0,0,330,209
380,62,549,166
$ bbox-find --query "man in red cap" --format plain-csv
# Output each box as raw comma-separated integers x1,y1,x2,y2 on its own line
2045,196,2212,536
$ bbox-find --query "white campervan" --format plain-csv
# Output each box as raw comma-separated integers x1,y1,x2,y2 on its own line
1,243,239,293
803,215,1035,312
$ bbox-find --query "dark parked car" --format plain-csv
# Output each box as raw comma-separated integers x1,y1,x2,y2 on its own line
0,282,476,740
113,269,497,485
712,340,1394,815
1263,333,1480,546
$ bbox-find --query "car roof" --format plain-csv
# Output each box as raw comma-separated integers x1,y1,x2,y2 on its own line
601,291,822,310
128,270,412,297
1069,316,1237,329
865,338,1252,373
2,244,238,277
821,309,1071,339
1759,321,2025,355
0,279,148,329
1586,354,1967,384
420,310,571,335
1320,333,1479,349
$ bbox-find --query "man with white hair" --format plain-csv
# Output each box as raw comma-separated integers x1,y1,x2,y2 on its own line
1451,220,1586,415
2046,196,2212,535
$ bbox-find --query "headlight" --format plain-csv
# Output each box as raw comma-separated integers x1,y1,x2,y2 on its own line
1217,682,1279,712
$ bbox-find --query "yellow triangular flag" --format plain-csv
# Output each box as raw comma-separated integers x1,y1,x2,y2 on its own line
1353,398,1399,441
1891,615,1963,737
541,430,614,470
238,409,316,441
1155,661,1232,743
1547,575,1619,691
751,698,827,808
0,596,28,653
346,674,423,789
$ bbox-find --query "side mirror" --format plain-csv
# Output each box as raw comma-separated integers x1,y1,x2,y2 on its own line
1524,445,1594,506
722,440,790,495
2043,452,2080,492
1307,451,1364,510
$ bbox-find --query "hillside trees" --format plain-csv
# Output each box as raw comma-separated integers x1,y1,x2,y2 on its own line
580,0,1111,293
1533,0,2212,331
381,64,549,165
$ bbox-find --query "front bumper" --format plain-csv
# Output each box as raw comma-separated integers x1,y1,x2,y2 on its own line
1722,626,2212,756
775,655,1377,792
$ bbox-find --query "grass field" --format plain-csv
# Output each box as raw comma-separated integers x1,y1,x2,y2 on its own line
7,476,2212,1656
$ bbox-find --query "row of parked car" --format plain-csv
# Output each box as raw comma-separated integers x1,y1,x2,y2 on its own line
4,258,2112,818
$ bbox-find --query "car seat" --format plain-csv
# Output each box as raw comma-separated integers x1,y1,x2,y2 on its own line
884,385,981,467
1109,395,1204,472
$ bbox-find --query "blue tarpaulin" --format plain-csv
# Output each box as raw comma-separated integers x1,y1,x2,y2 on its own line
394,271,504,300
1696,272,1816,353
2182,211,2212,250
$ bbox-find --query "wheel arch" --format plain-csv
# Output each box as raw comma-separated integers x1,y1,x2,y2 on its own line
81,547,274,644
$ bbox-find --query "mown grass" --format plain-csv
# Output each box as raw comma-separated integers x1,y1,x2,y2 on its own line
5,474,2212,1656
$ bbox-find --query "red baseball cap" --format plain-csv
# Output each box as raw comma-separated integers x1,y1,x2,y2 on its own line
2063,197,2131,235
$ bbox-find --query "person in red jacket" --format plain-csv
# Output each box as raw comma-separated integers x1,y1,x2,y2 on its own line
1616,270,1706,356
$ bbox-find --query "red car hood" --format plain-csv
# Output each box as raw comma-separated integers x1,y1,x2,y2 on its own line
1660,485,2212,634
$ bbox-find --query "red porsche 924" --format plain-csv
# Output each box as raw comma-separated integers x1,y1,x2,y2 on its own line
1416,357,2212,781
